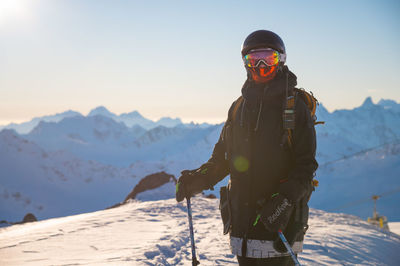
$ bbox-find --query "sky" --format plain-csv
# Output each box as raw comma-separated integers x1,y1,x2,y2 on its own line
0,0,399,125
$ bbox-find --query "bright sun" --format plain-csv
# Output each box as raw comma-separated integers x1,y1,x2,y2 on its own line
0,0,28,26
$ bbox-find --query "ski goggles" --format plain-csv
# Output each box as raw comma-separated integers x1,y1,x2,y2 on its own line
243,48,285,67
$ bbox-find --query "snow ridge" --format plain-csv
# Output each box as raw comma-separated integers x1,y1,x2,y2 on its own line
0,198,399,265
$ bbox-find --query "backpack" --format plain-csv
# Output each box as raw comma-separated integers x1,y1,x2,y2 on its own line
230,88,324,148
229,88,323,188
283,88,325,148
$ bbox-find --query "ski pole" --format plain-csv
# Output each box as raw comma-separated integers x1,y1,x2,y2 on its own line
278,229,301,266
186,197,200,266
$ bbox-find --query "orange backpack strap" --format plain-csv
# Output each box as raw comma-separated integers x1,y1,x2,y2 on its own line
296,88,325,125
285,88,324,149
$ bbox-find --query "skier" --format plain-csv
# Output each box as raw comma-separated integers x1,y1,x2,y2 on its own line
176,30,318,266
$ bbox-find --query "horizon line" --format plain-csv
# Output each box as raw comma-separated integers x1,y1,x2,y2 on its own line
1,96,398,127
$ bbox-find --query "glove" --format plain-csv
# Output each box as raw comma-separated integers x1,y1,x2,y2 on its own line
256,193,294,233
175,169,207,202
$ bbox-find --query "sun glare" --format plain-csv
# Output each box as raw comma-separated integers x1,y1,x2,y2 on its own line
0,0,29,26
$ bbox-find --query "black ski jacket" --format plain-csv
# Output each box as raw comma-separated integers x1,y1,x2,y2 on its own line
196,67,318,241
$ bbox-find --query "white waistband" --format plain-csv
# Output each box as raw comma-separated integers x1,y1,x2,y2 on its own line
230,236,303,258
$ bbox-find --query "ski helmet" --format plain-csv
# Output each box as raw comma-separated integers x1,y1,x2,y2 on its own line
241,30,286,60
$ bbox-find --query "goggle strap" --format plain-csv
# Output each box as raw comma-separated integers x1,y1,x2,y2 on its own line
280,53,286,63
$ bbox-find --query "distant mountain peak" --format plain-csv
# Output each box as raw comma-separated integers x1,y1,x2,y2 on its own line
318,103,329,113
361,97,374,108
88,106,115,117
377,99,400,113
156,117,182,128
120,110,143,118
157,117,181,122
378,99,398,105
55,110,81,117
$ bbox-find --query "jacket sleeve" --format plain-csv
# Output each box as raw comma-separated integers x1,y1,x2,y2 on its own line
187,102,236,191
279,99,318,203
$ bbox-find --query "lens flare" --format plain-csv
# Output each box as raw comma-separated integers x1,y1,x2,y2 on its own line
0,0,29,26
234,156,249,172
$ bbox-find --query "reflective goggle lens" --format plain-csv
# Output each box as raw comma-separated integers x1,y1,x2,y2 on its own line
243,49,280,67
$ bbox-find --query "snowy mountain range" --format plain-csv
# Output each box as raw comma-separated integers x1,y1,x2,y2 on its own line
23,115,221,167
316,97,400,163
0,106,210,134
0,97,399,224
0,129,138,221
0,110,81,134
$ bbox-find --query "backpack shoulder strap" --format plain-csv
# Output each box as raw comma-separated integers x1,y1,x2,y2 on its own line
284,91,298,149
229,96,244,123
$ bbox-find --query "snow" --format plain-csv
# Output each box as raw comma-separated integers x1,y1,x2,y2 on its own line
0,129,140,221
315,99,400,162
389,222,400,236
0,110,82,134
1,97,400,255
311,142,400,221
88,106,117,118
0,106,195,134
155,117,183,128
1,197,400,265
22,117,220,167
378,99,400,113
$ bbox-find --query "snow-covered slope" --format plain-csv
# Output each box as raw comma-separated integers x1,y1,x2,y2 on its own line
0,197,399,265
28,115,145,147
389,222,400,235
0,129,143,221
0,128,219,222
311,142,400,220
25,115,147,166
24,120,221,167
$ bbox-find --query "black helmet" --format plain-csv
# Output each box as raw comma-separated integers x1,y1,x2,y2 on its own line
241,30,286,60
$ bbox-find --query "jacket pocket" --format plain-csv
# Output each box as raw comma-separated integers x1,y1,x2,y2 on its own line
219,185,232,235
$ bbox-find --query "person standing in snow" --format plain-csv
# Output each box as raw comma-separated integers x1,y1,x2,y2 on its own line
176,30,318,265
